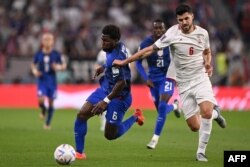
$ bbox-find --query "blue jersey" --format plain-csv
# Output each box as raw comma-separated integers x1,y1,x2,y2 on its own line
136,36,171,82
33,50,62,89
99,42,131,98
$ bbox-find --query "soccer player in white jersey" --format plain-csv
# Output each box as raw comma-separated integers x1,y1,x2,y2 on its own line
113,4,226,162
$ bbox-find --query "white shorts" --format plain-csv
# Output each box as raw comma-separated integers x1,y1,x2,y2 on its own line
177,74,217,120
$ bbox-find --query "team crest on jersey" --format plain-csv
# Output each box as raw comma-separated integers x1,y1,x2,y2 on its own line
112,67,119,77
44,55,50,63
157,50,163,57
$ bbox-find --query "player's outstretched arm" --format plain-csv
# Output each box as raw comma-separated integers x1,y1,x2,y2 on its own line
203,48,213,77
31,63,41,77
113,45,155,67
52,62,67,71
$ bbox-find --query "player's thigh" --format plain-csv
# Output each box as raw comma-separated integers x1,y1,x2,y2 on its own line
86,88,106,104
106,95,132,126
37,84,47,100
78,88,106,120
77,101,95,120
180,88,199,120
195,77,217,118
149,85,159,103
47,87,57,100
195,77,217,104
159,78,174,101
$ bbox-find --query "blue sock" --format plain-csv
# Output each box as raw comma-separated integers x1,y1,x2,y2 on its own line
74,118,87,153
116,116,137,138
154,101,173,135
46,106,54,125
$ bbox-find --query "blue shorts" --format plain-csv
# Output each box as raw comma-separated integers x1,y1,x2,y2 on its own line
87,88,132,125
149,78,175,101
37,84,57,99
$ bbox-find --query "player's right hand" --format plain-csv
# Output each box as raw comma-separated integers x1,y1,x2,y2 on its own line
91,101,107,115
205,64,213,77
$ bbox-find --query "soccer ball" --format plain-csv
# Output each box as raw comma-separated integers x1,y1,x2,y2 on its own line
54,144,76,165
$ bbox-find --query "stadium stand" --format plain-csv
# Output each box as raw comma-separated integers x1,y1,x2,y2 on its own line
0,0,249,86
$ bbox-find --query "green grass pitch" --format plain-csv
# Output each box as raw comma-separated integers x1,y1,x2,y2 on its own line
0,108,249,167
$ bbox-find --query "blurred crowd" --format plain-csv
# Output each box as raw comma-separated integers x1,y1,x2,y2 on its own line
0,0,249,86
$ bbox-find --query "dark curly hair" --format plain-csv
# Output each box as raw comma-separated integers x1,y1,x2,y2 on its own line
102,24,121,41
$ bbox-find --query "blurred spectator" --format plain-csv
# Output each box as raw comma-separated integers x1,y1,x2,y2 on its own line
0,0,249,85
215,49,228,86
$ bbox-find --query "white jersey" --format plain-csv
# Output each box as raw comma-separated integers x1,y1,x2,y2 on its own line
155,24,209,83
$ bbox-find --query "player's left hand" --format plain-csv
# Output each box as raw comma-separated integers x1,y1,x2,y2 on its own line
93,66,104,80
205,64,213,77
91,101,107,115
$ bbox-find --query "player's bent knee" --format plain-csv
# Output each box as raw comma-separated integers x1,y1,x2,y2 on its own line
77,112,88,121
104,132,117,140
201,111,212,119
188,124,200,132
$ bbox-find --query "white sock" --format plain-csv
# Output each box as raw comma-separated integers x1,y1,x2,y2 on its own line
173,103,177,110
197,118,212,154
152,134,159,142
212,109,219,119
100,111,106,131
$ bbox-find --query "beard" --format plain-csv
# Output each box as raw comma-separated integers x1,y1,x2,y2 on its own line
102,48,112,52
182,24,193,33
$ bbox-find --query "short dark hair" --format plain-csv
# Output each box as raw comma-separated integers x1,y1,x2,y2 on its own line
175,4,193,16
102,24,121,41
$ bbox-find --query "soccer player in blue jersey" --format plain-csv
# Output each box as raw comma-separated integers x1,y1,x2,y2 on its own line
74,25,145,160
31,32,66,130
136,19,181,149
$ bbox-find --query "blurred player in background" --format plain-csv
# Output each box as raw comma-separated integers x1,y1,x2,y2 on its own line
74,25,144,160
113,4,226,162
135,19,181,149
31,32,66,130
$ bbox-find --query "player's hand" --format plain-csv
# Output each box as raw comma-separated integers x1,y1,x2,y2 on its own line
32,69,42,77
112,60,126,67
205,64,213,77
52,63,60,71
91,101,107,115
146,80,154,88
93,66,104,80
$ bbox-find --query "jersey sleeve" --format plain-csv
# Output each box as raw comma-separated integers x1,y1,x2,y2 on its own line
136,44,148,81
56,52,63,64
154,26,175,49
204,30,210,49
33,52,39,64
135,59,148,81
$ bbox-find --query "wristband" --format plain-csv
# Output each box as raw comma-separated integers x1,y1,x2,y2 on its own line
103,97,111,104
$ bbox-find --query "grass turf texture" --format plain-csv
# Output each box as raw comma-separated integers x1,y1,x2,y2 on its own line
0,108,249,167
